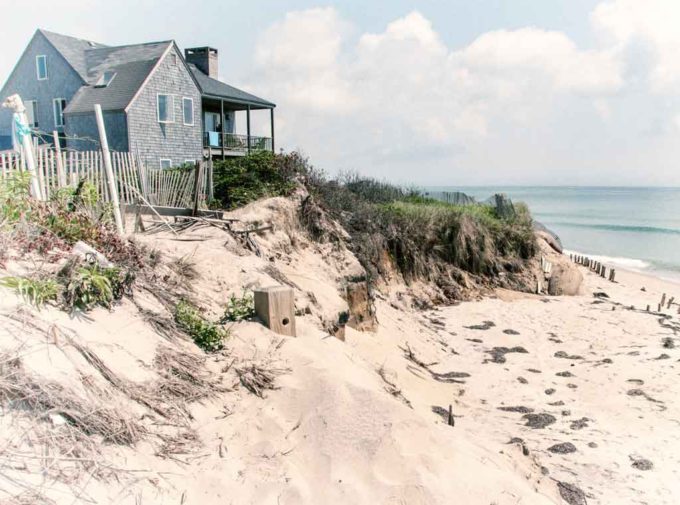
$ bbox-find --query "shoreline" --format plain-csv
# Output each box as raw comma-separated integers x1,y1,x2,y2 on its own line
563,248,680,286
561,250,680,294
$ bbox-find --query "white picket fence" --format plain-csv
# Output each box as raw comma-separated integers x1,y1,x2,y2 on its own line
0,148,212,209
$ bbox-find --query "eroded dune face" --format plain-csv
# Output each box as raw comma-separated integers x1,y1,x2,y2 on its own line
1,196,678,504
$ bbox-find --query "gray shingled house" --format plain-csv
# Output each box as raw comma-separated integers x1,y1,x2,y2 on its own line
0,29,275,169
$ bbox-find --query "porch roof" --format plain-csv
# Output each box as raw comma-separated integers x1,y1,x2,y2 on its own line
189,64,275,110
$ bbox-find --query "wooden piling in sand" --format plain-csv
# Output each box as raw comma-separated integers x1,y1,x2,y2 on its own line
661,294,666,307
668,297,675,309
609,269,616,282
254,286,296,337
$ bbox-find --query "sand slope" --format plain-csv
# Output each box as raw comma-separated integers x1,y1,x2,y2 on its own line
1,196,679,504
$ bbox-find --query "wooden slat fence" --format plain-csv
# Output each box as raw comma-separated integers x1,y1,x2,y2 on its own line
0,148,212,209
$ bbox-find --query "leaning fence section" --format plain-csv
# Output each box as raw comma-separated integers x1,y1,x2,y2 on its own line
0,149,212,209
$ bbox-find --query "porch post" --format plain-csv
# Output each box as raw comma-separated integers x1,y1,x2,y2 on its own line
246,104,251,154
270,108,275,153
220,99,225,159
201,99,205,157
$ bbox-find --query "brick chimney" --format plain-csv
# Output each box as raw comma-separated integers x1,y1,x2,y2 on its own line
185,47,218,78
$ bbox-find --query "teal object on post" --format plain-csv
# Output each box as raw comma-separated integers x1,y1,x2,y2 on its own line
12,113,31,151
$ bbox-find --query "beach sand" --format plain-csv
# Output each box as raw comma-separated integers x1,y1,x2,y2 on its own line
1,197,679,504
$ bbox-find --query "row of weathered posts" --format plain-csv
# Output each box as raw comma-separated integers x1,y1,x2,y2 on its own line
569,253,616,282
651,293,680,314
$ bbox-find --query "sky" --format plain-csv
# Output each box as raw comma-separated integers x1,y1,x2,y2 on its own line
2,0,680,186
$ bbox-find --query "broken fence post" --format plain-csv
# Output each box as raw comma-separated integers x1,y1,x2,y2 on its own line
95,104,124,234
254,286,296,337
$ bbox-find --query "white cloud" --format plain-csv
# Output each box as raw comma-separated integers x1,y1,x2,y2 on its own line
253,7,356,113
455,28,622,95
592,0,680,93
249,4,680,184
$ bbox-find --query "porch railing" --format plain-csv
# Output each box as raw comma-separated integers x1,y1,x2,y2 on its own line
203,132,272,153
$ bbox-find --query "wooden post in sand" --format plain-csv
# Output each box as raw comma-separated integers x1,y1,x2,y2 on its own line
254,286,296,337
668,297,674,309
660,294,666,308
448,404,454,426
609,269,616,282
601,266,606,278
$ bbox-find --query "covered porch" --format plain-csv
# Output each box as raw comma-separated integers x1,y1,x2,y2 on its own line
202,96,274,158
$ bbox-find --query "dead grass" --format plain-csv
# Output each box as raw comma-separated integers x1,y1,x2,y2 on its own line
0,353,143,446
169,252,199,283
235,363,291,398
154,346,223,406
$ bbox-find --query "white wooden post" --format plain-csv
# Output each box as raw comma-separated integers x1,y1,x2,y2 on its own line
1,94,43,200
53,130,67,187
94,104,124,234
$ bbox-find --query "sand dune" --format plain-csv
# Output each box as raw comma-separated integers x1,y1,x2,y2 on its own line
1,197,679,504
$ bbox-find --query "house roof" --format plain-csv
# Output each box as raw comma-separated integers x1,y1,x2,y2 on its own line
39,29,107,82
189,64,275,109
36,29,275,115
64,41,172,114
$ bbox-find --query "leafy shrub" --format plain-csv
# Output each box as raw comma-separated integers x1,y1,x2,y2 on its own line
0,172,33,224
0,276,59,308
60,262,132,311
221,291,255,322
212,151,308,209
175,300,228,352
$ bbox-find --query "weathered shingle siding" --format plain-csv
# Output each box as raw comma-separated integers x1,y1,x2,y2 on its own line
127,45,202,169
0,31,84,146
64,111,128,152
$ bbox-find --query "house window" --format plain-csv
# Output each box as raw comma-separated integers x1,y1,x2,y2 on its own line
157,94,174,123
160,159,172,169
53,98,66,127
36,55,47,80
184,159,195,166
171,53,177,65
182,97,194,126
95,71,117,87
26,100,38,128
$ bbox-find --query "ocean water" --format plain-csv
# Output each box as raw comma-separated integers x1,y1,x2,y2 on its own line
425,187,680,282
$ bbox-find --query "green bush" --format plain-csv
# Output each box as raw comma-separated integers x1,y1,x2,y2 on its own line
0,172,33,224
0,276,59,308
221,291,255,322
175,300,228,352
58,262,134,311
212,151,307,209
